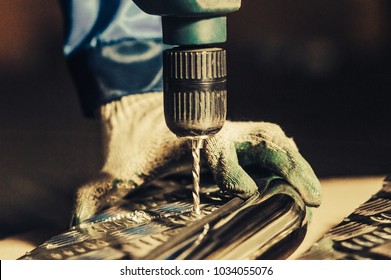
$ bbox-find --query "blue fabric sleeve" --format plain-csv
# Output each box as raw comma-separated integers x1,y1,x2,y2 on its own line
58,0,163,117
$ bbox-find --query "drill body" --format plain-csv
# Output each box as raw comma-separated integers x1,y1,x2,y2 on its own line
133,0,242,139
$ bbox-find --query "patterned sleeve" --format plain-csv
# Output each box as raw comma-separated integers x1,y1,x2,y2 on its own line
58,0,163,117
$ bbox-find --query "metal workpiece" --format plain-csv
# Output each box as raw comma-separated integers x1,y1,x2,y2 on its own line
163,47,227,138
19,176,308,260
298,176,391,260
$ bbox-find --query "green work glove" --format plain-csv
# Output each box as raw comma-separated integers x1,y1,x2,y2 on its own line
71,92,321,225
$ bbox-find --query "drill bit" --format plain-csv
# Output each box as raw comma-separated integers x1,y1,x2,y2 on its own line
191,138,204,215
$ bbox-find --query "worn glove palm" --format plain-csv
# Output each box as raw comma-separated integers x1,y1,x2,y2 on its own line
71,92,321,225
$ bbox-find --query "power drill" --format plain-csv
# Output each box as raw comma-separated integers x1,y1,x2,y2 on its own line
133,0,242,214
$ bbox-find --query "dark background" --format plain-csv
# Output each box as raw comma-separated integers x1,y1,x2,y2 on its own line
0,0,390,236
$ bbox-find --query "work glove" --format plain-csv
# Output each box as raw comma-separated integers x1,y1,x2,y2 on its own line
71,92,321,225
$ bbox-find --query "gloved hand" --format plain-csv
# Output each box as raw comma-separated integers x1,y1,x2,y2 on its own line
71,92,321,225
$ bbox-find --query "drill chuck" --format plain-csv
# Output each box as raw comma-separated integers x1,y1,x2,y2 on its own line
163,47,227,138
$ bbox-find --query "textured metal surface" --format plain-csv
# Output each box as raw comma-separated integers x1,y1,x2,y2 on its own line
299,176,391,260
19,176,307,260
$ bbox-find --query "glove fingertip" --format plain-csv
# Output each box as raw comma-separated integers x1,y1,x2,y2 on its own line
205,136,259,198
287,166,322,207
71,200,97,226
221,169,259,199
304,179,322,207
